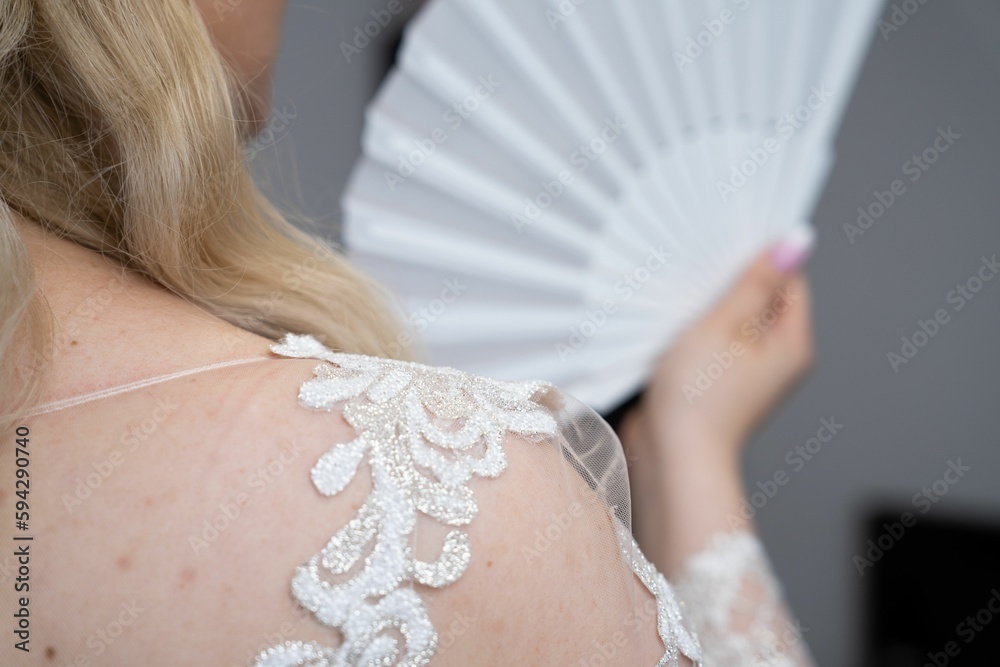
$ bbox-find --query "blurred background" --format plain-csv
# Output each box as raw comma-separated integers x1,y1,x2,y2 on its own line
254,1,1000,664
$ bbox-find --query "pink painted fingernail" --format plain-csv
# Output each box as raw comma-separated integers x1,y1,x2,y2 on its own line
770,226,816,273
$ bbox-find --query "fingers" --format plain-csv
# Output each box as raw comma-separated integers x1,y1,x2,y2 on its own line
711,227,815,333
768,273,814,368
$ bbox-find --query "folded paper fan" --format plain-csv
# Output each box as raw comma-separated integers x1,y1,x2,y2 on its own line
342,0,881,413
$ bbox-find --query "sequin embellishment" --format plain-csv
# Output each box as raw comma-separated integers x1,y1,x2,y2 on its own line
255,333,700,666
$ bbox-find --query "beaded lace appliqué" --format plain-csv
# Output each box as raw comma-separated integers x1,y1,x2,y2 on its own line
255,333,699,666
674,531,811,667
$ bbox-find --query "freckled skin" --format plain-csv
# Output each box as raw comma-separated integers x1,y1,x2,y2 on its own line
8,367,673,665
180,568,197,587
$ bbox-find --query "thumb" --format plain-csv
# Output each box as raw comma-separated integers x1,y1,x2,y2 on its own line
713,226,815,328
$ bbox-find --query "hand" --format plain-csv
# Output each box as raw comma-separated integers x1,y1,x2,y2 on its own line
619,230,815,573
623,231,815,469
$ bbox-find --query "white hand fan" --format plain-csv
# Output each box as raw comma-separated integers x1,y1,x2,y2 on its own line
342,0,881,414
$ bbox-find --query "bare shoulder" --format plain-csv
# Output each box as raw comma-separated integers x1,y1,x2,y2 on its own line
0,356,674,665
423,430,673,665
1,357,358,665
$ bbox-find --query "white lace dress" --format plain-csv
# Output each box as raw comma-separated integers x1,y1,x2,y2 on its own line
17,332,813,666
253,334,813,667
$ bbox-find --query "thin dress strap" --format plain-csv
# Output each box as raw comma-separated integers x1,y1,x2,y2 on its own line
23,355,283,417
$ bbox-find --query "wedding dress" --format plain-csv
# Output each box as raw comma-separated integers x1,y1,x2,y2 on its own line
17,333,813,666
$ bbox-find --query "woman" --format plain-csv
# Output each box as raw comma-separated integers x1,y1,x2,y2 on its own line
0,1,815,665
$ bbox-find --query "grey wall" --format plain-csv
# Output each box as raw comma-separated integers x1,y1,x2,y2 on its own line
758,1,1000,663
264,2,1000,665
250,1,424,225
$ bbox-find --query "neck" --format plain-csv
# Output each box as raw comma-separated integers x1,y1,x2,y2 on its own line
14,216,276,404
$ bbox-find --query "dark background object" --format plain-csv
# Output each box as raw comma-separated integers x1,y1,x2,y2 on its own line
861,510,1000,666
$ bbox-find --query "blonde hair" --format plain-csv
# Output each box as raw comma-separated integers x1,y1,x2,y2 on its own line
0,0,411,422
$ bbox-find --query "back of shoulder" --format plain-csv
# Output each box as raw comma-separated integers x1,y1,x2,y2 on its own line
247,341,676,665
2,346,676,665
1,355,355,665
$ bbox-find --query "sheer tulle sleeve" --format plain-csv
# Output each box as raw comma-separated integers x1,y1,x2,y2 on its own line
555,385,814,667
